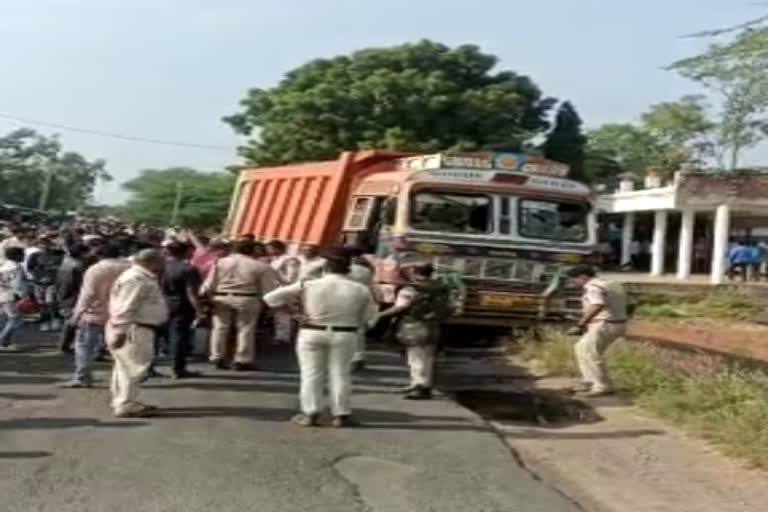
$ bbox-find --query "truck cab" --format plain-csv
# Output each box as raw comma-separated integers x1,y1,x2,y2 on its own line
341,153,596,325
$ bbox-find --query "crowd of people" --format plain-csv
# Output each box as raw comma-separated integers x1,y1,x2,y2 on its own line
0,221,454,424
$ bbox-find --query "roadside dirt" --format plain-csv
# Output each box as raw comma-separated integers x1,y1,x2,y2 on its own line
628,319,768,363
440,353,768,512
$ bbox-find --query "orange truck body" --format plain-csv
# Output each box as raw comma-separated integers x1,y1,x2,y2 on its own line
227,151,406,245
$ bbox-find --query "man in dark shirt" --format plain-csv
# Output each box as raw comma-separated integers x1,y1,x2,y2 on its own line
56,244,87,353
162,242,203,379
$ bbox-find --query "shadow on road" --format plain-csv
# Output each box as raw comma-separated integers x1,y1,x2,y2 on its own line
507,428,666,440
0,418,149,430
0,375,61,385
147,381,297,394
0,451,52,459
159,405,486,432
0,393,58,401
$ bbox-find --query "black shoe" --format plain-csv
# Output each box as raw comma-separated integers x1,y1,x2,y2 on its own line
140,368,169,382
172,370,202,380
210,359,228,370
232,362,258,372
351,360,366,373
404,386,433,400
398,385,418,394
291,413,320,427
332,415,360,428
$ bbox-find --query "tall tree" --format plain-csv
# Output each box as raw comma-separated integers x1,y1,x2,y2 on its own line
0,128,109,210
224,40,556,165
542,101,587,182
669,29,768,169
120,168,234,228
585,96,718,183
641,95,716,167
586,123,664,178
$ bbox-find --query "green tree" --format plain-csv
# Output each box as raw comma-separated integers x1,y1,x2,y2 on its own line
120,167,234,228
542,101,587,182
0,128,109,210
669,29,768,169
585,96,717,182
586,123,663,178
224,40,556,164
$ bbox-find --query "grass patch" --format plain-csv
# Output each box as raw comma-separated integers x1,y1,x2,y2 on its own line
633,294,764,322
517,327,768,468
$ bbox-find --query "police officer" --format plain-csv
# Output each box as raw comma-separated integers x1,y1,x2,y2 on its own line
374,263,453,400
566,265,628,397
107,249,168,418
201,239,279,371
264,248,377,428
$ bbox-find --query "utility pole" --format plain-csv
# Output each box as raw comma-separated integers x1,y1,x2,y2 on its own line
170,181,184,225
38,162,55,211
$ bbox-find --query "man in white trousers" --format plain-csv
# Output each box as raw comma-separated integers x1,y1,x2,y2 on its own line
566,265,628,397
264,248,377,428
106,249,168,418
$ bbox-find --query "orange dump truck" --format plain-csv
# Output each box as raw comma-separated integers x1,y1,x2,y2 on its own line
227,151,597,326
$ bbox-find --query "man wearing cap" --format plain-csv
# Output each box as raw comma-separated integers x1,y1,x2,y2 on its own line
566,265,628,397
201,239,278,371
106,249,168,417
264,247,377,427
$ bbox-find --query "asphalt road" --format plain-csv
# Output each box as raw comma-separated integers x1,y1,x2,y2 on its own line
0,331,580,512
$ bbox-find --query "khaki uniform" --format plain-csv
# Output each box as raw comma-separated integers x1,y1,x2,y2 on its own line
203,253,278,364
575,277,627,392
264,274,376,416
106,265,168,414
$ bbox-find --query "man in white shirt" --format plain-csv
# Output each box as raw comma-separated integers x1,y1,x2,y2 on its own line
298,244,326,280
264,248,377,428
106,249,169,418
0,247,28,351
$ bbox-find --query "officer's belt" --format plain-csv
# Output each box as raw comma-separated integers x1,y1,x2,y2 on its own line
302,324,358,333
214,292,258,297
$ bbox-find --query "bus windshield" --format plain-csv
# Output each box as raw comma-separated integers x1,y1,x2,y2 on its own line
410,191,491,234
519,199,588,242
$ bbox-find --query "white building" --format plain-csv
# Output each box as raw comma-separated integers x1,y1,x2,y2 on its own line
597,170,768,284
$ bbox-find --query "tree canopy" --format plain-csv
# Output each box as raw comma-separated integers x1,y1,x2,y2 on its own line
119,168,234,228
0,128,109,211
669,29,768,169
224,40,557,165
542,101,587,182
586,96,716,182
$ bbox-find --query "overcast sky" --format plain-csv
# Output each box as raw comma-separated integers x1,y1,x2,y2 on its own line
0,0,763,204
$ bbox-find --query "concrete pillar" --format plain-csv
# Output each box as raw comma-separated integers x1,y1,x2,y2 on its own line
650,210,668,276
677,209,695,280
620,212,635,267
711,204,731,284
